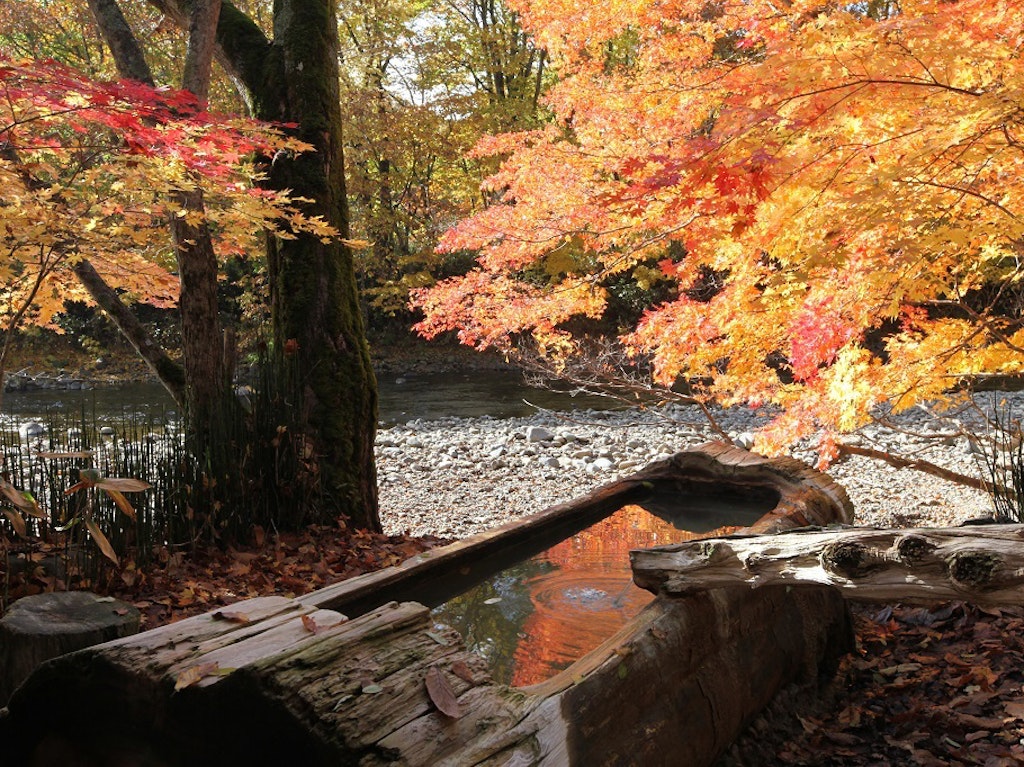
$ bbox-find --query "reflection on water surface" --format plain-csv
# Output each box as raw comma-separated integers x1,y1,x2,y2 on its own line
432,498,767,687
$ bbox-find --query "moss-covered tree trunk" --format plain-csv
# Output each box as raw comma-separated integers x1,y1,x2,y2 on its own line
260,0,380,530
216,0,379,530
140,0,380,531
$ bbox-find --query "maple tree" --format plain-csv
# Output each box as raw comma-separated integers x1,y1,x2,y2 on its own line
413,0,1024,460
0,55,318,403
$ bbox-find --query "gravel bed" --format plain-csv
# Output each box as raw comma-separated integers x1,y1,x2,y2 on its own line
377,393,1023,538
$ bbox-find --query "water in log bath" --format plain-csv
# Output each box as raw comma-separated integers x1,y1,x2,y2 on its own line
430,489,777,687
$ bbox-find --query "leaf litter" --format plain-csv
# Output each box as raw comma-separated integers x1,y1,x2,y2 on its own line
721,601,1024,765
0,516,448,628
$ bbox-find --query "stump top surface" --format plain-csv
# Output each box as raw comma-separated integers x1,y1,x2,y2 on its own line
2,591,140,634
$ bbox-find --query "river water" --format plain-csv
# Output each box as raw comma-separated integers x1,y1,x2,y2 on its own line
431,491,773,687
1,370,620,427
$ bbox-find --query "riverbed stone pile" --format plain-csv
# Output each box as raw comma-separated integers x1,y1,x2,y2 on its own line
377,395,1016,538
3,369,91,392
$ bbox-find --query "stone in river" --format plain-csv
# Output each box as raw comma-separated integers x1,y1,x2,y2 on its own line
18,422,44,440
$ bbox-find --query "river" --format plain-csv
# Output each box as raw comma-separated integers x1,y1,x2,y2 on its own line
0,370,623,428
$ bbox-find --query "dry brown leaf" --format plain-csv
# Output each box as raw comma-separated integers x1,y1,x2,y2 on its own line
103,489,137,520
1004,701,1024,720
425,666,461,719
301,614,319,634
213,610,250,624
96,478,152,492
2,508,26,538
450,659,476,683
85,518,119,565
174,661,219,691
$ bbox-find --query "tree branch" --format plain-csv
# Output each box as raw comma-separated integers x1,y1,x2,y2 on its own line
85,0,155,84
144,0,277,113
835,442,998,494
182,0,222,100
72,260,185,405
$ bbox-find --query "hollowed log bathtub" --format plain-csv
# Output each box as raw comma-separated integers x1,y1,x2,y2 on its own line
0,443,855,767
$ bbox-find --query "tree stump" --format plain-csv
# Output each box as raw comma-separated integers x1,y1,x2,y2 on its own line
0,591,140,706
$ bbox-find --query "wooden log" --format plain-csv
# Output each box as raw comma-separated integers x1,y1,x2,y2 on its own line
0,446,856,766
625,442,854,535
0,587,851,767
0,591,140,706
304,442,854,615
632,524,1024,606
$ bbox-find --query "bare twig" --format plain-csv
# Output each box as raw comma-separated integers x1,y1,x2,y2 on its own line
835,442,1001,495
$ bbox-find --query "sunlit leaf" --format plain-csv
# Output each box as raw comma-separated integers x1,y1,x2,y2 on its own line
84,517,119,565
0,479,42,515
53,518,81,532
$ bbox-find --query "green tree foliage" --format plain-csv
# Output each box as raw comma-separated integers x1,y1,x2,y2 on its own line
339,0,549,322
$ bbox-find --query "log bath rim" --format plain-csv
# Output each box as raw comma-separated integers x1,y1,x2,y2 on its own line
0,443,855,767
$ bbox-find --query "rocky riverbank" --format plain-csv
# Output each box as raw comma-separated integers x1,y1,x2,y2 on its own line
376,395,1013,538
3,348,1013,540
2,368,97,392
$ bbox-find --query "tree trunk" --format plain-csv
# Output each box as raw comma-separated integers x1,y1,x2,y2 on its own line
87,0,233,442
95,0,379,530
631,523,1024,606
256,0,380,530
150,0,381,530
173,0,235,448
170,190,232,444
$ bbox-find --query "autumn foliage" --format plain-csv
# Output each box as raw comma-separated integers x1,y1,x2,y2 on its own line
413,0,1024,457
0,55,329,330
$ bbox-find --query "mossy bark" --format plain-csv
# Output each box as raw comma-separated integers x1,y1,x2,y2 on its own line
263,0,378,529
141,0,380,530
219,0,380,530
